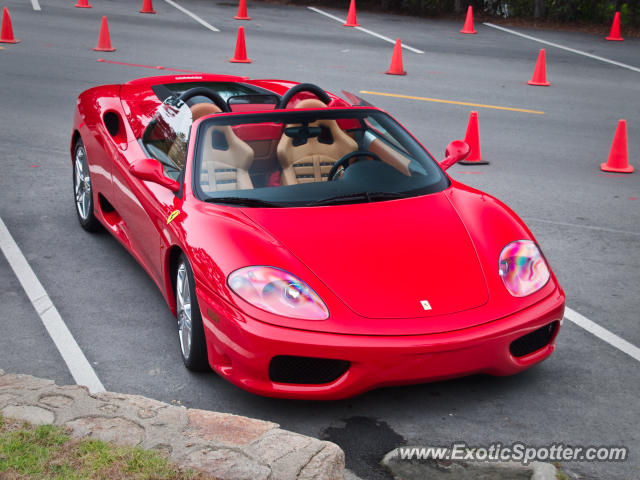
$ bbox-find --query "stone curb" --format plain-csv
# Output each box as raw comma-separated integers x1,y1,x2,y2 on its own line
382,447,557,480
0,369,345,480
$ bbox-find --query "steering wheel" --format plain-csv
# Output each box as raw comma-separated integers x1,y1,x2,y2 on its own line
278,83,332,109
178,87,230,112
328,150,383,181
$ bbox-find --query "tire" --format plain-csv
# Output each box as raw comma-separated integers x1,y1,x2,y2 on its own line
175,254,210,371
73,139,101,232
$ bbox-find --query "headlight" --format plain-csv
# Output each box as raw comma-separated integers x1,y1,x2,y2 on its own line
227,266,329,320
498,240,550,297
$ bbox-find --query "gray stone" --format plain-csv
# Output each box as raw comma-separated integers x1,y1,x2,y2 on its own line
0,372,345,479
39,394,74,408
298,442,345,480
56,385,89,395
151,443,173,457
0,393,18,408
97,403,120,414
66,416,145,446
184,409,278,447
184,447,271,480
0,374,55,391
530,462,558,480
1,405,55,425
246,429,313,465
247,431,325,480
381,448,558,480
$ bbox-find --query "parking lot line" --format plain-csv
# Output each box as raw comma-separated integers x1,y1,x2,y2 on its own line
528,218,640,237
565,307,640,363
0,216,105,393
96,58,205,74
359,90,545,114
163,0,220,33
484,23,640,74
308,7,425,54
30,0,41,11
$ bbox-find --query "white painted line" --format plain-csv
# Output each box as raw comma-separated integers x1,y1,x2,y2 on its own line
484,22,640,73
31,0,41,11
528,218,640,237
0,216,105,393
163,0,220,33
308,6,425,54
565,307,640,363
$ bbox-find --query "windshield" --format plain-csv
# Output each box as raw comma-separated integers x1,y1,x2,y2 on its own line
193,108,448,207
141,96,192,180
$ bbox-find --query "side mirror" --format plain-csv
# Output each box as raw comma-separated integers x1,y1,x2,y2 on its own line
440,140,471,171
130,158,180,192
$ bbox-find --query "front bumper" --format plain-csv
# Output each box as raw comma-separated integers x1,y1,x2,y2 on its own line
196,286,565,400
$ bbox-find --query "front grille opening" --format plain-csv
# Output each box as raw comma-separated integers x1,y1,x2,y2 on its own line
510,321,559,358
269,355,350,385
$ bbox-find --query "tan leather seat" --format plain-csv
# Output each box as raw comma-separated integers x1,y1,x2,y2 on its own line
276,99,357,185
190,103,255,191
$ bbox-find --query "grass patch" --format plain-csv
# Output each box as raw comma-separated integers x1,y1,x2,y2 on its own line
0,414,216,480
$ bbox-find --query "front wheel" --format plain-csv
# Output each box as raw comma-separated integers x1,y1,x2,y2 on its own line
175,254,210,371
73,139,101,232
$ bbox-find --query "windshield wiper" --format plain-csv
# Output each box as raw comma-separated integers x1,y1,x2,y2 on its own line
205,197,283,208
308,191,407,206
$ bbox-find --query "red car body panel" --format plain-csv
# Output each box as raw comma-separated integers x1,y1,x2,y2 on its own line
71,74,565,399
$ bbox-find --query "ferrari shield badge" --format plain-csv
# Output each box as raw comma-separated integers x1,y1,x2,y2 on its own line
167,210,180,224
420,300,432,311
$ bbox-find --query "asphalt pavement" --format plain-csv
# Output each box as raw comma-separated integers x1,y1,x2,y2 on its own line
1,1,639,479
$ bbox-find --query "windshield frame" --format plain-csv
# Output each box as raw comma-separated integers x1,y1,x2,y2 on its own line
190,107,449,207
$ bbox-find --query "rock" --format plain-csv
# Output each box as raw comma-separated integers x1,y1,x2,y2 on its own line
0,393,18,408
298,442,345,480
65,416,145,446
183,447,271,480
184,409,277,447
39,394,74,408
381,447,558,480
246,430,313,464
0,374,55,391
1,405,55,425
0,372,345,479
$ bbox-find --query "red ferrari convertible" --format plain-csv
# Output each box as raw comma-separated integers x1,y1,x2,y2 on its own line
71,74,565,399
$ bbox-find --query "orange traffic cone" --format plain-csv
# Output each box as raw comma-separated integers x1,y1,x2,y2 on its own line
601,119,633,173
93,16,115,52
0,7,19,43
234,0,251,20
140,0,156,14
460,6,477,34
229,26,251,63
606,11,624,41
344,0,359,27
459,111,488,165
74,0,92,8
385,39,406,75
528,49,550,86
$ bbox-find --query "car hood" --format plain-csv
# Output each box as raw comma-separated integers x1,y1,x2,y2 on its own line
240,192,489,320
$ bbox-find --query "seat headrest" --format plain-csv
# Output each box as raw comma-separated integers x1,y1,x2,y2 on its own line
190,102,222,121
294,98,327,109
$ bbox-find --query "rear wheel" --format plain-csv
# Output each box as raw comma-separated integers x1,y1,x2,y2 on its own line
73,139,101,232
176,254,209,371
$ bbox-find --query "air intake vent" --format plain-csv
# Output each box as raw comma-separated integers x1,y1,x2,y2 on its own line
269,355,350,385
510,321,559,357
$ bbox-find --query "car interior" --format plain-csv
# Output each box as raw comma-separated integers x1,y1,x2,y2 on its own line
141,82,439,202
